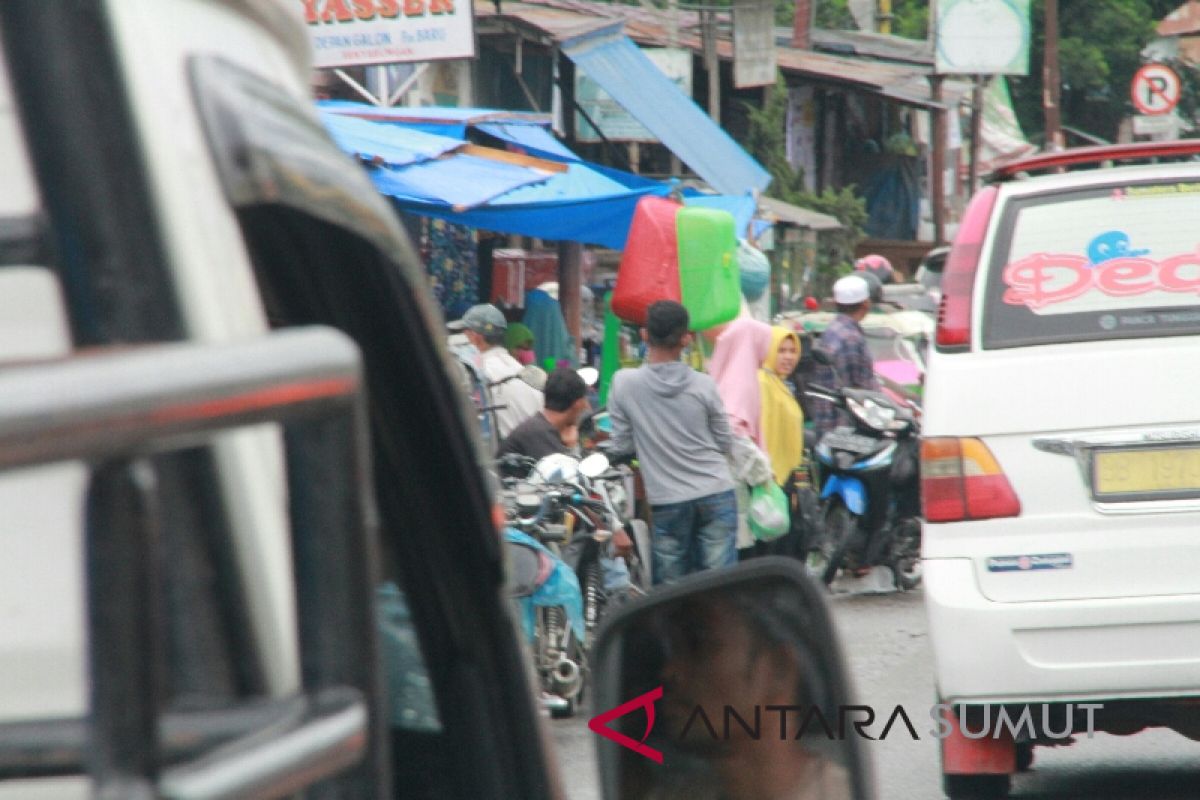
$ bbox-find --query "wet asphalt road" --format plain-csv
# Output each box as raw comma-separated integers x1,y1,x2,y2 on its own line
547,585,1200,799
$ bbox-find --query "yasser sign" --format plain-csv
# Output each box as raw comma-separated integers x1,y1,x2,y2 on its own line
301,0,475,68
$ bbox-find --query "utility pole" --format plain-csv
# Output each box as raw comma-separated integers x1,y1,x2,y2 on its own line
968,75,987,194
702,8,721,124
1043,0,1064,150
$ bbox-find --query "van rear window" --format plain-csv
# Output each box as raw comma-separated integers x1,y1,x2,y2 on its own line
982,181,1200,349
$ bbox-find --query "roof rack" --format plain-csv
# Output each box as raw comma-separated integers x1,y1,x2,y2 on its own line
989,139,1200,181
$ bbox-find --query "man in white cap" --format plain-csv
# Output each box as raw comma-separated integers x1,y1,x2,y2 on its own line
810,274,881,437
449,303,543,440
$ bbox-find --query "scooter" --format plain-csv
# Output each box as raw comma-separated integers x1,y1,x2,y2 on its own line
803,350,922,590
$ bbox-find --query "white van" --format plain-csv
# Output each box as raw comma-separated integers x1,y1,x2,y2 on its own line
921,143,1200,799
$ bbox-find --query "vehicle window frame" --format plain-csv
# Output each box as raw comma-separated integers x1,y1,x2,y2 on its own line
187,55,560,798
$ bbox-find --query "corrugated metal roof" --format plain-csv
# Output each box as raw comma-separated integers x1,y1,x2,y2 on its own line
802,29,934,67
758,196,842,231
1158,0,1200,36
503,0,961,108
320,100,553,126
561,31,771,195
475,1,621,44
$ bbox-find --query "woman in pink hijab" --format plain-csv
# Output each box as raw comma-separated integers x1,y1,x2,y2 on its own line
707,317,775,555
707,317,774,444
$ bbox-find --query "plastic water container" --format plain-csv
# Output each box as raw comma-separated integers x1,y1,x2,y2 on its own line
677,206,740,330
612,196,681,325
737,239,770,301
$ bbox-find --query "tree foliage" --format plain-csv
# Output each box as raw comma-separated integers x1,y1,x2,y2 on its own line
814,0,1189,142
744,74,868,293
1007,0,1184,142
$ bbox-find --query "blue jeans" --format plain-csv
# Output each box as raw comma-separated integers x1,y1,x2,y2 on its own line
649,489,738,585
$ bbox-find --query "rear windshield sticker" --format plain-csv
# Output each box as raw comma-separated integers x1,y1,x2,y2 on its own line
1087,231,1148,266
1003,250,1200,310
1115,183,1200,199
987,553,1073,572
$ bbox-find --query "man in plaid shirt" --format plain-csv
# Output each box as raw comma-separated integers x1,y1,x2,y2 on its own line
810,274,880,436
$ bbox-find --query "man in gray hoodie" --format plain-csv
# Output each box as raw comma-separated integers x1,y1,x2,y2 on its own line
609,301,737,584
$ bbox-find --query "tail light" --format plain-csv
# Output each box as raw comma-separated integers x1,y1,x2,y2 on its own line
921,437,1021,522
936,186,999,351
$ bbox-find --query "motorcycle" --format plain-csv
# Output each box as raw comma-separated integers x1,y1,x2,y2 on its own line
578,407,654,588
498,451,650,715
803,349,922,591
504,527,587,718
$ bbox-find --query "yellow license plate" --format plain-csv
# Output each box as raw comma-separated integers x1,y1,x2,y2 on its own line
1093,447,1200,497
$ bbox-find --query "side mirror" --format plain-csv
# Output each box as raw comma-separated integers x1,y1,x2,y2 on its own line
591,559,873,800
811,348,833,367
579,452,611,479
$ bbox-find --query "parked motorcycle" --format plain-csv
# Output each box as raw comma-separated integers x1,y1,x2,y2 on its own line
804,350,922,590
578,407,653,588
498,451,650,715
503,527,586,718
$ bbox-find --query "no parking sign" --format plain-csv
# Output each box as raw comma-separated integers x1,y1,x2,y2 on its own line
1131,64,1181,116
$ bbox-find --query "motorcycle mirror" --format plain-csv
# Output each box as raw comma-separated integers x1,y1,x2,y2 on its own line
579,452,610,479
590,559,873,800
578,366,600,387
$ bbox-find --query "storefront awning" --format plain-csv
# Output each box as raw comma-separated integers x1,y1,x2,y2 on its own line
474,123,580,161
320,107,674,248
321,101,578,161
387,163,671,249
560,29,771,196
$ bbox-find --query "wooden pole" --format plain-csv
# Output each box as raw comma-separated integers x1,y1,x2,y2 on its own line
968,75,986,195
703,10,721,124
929,74,947,244
1043,0,1064,150
557,241,583,362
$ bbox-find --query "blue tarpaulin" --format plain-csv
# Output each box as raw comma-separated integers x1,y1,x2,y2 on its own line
319,105,769,249
320,111,463,168
374,161,671,249
372,154,553,209
320,101,568,150
475,122,579,162
561,31,770,197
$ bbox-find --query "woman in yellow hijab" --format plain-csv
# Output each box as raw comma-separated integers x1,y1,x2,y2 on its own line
759,326,804,486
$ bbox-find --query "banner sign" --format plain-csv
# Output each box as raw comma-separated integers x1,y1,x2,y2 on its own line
935,0,1030,76
301,0,475,68
733,0,777,88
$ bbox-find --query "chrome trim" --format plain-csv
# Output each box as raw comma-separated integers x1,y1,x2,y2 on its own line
159,696,367,800
1093,498,1200,516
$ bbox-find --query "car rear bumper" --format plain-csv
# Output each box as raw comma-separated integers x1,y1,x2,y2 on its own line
925,558,1200,705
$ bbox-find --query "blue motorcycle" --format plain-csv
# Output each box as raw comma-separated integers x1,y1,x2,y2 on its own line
804,360,922,590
